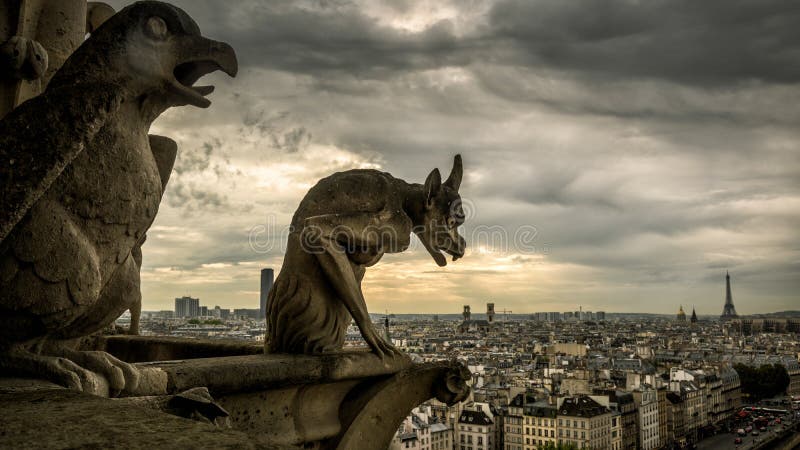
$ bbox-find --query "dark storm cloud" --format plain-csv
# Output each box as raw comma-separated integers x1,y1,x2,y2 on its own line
487,0,800,86
140,0,800,86
166,179,231,211
110,0,800,87
125,0,474,78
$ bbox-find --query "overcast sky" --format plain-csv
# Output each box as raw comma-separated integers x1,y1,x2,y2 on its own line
107,0,799,315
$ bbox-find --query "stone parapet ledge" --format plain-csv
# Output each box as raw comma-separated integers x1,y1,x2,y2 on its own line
0,385,270,449
91,334,264,363
5,337,471,449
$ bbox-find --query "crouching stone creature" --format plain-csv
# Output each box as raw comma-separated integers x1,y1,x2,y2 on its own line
267,155,467,359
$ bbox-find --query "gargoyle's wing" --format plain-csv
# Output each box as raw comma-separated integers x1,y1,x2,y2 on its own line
0,83,123,243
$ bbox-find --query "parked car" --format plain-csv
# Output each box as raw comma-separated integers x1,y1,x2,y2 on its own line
737,428,746,436
734,437,743,444
752,430,760,436
759,426,767,432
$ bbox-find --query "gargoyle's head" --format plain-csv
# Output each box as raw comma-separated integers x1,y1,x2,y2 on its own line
51,1,237,117
414,155,467,267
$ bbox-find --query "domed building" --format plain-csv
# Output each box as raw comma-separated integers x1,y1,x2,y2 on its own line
677,305,687,322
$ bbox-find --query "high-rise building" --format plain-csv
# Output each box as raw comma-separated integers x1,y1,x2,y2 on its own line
260,268,274,320
720,271,738,320
174,296,200,318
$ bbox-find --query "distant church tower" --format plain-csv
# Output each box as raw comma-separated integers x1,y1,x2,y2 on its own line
487,303,495,323
690,307,698,324
720,271,738,320
677,305,686,322
463,305,471,322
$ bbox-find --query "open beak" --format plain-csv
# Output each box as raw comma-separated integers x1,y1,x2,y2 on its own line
418,232,466,267
444,235,466,262
170,36,238,108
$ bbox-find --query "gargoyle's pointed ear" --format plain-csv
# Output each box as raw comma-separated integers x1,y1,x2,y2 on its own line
424,168,442,208
444,154,462,191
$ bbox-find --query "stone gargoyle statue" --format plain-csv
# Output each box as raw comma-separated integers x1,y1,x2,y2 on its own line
267,155,467,358
0,1,237,394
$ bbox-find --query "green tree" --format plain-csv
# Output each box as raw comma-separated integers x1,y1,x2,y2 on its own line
734,363,790,401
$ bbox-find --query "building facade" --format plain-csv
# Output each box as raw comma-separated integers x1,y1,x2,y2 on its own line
556,396,612,450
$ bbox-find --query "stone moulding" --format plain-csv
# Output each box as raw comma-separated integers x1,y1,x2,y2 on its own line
86,336,471,449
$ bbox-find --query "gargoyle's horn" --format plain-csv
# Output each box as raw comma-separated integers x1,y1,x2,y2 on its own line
444,154,462,191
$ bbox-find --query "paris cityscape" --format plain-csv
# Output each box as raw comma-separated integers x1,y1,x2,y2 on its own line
119,269,800,450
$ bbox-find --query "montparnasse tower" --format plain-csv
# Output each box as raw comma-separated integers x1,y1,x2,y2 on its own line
720,271,738,320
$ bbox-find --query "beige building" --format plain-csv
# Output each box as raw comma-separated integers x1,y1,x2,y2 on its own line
633,387,660,450
505,395,524,450
556,396,612,449
719,366,742,417
457,403,497,450
523,403,557,449
610,411,623,450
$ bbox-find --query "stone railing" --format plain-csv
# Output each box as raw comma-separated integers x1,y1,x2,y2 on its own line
2,335,470,449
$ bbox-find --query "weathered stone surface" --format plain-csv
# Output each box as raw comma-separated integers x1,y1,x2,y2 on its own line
267,155,466,358
2,338,471,449
91,335,263,363
0,0,87,117
133,350,416,396
0,388,271,449
0,1,237,395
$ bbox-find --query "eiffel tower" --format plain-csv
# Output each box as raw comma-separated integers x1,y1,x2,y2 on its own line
720,271,738,320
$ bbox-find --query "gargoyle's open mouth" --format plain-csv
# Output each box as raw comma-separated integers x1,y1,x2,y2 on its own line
419,234,466,267
169,37,238,108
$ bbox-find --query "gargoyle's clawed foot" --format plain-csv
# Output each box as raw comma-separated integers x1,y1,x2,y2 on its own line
58,349,141,396
364,333,407,362
0,348,105,394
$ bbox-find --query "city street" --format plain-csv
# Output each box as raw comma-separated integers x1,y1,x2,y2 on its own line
697,414,798,450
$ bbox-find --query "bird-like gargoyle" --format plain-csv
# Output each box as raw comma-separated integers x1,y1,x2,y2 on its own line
0,1,237,395
267,155,466,359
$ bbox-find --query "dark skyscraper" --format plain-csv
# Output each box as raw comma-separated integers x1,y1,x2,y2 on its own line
721,271,738,320
174,296,199,318
260,268,274,320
